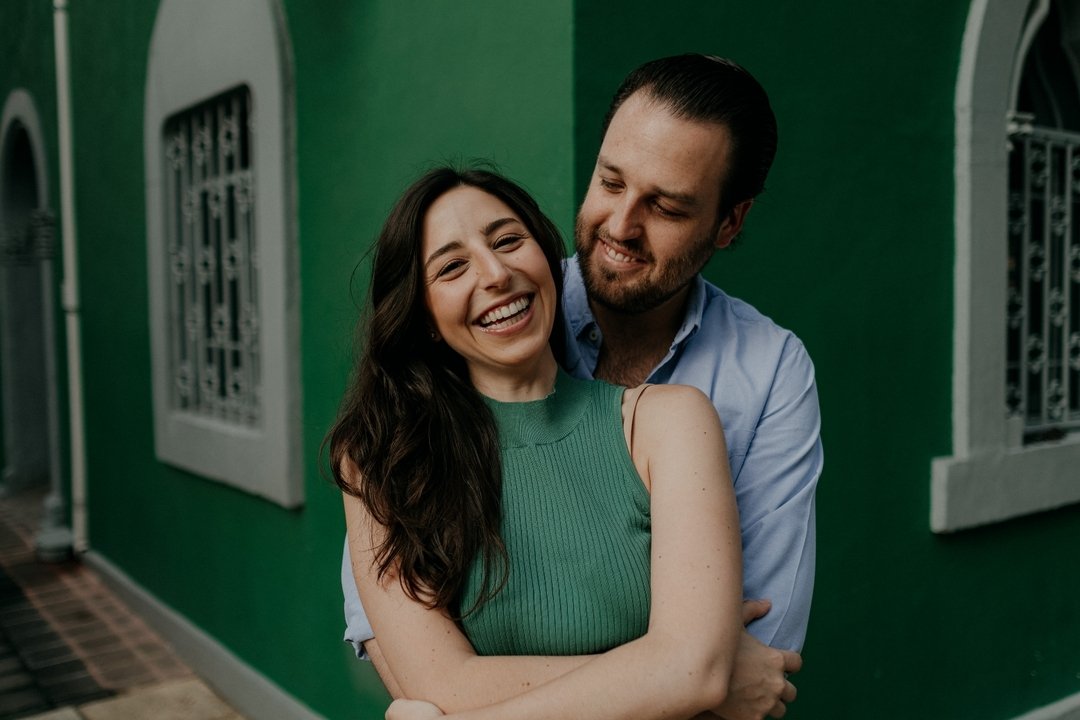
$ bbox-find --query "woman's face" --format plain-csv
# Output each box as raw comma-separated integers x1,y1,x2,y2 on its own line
420,185,557,386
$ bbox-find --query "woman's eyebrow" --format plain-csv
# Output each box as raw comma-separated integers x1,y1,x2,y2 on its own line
481,217,520,236
424,218,523,270
424,240,463,270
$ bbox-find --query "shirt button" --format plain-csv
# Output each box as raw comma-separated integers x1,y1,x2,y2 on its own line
588,329,600,343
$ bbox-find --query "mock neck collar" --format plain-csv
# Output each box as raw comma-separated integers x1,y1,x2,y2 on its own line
481,369,592,448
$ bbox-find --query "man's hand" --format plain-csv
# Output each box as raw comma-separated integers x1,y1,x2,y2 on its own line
711,600,802,720
385,699,444,720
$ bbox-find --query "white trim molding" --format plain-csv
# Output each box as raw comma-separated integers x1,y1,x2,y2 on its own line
932,0,1080,532
85,551,323,720
144,0,302,507
1011,689,1080,720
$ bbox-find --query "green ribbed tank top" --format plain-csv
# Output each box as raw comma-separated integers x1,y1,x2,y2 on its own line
458,370,651,656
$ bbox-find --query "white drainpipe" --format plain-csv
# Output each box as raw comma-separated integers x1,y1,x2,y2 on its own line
53,0,88,553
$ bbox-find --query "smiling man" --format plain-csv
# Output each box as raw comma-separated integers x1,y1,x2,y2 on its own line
343,55,822,718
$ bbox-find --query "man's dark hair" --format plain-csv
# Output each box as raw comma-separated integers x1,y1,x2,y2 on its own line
602,54,778,216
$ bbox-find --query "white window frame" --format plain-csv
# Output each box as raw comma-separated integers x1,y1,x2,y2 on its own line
932,0,1080,531
144,0,302,507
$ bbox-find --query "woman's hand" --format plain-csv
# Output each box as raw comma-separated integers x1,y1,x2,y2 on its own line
386,699,445,720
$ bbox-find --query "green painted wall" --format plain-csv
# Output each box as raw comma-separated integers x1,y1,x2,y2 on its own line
58,1,573,718
574,2,1080,718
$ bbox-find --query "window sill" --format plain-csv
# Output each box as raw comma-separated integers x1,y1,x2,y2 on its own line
155,408,302,508
931,433,1080,532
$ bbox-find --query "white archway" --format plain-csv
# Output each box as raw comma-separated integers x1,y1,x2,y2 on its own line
0,88,62,518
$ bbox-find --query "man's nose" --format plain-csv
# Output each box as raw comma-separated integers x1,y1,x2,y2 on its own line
606,195,642,242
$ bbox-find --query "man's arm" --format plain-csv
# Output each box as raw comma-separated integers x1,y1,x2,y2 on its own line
735,335,822,651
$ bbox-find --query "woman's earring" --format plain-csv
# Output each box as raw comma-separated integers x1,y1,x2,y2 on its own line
429,330,439,342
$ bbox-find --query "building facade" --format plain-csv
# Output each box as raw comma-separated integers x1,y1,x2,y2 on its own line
1,1,1078,718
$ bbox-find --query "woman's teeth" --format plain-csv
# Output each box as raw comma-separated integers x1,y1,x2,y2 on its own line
479,296,531,328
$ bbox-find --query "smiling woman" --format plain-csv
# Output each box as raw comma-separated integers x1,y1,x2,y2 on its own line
326,166,752,720
328,167,567,614
421,185,558,399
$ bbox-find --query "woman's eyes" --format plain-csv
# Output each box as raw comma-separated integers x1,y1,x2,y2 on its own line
493,234,525,249
433,235,527,279
435,259,467,278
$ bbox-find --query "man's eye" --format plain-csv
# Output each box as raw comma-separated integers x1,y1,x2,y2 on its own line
653,201,682,218
598,178,623,192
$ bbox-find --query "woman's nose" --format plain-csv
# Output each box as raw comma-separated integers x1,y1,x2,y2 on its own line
475,250,512,289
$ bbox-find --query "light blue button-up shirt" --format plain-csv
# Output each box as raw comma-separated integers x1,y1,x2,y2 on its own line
341,258,822,655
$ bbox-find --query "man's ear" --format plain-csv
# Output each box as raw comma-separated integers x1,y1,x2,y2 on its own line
714,199,754,249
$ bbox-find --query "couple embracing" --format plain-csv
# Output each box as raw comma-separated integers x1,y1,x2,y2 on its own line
328,53,822,720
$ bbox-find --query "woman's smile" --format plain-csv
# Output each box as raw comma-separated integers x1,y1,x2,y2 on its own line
476,293,534,332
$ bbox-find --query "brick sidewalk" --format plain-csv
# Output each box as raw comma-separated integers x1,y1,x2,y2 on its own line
0,485,243,720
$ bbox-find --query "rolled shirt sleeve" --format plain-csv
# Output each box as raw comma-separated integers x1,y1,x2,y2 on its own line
341,536,374,659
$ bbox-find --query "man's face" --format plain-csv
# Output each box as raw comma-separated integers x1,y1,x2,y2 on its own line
575,91,743,314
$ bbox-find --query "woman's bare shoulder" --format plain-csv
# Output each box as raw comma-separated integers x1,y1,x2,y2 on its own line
631,383,716,422
621,383,723,468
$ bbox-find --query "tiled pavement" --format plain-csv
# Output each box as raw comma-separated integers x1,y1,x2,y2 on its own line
0,485,245,720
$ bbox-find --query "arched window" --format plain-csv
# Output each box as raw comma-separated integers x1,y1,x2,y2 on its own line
934,0,1080,531
1005,0,1080,439
144,0,301,507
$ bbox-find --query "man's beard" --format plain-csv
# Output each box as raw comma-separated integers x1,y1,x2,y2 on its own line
574,216,716,315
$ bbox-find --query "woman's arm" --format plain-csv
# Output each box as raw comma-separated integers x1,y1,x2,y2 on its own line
373,615,799,720
344,494,591,711
348,383,743,720
359,576,797,720
434,384,742,719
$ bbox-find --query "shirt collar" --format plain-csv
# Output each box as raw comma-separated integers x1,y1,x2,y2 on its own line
562,257,595,340
672,273,706,347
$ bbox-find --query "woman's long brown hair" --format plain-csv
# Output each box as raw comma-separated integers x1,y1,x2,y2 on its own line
326,166,565,615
